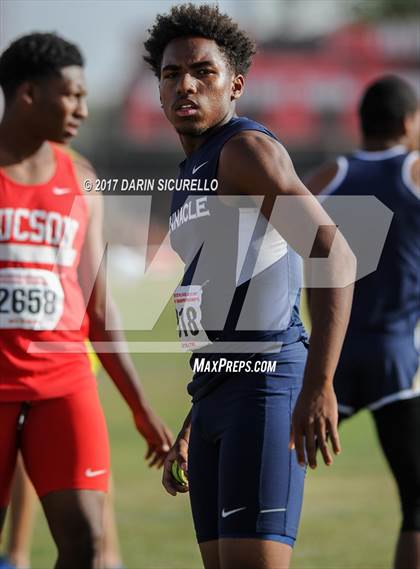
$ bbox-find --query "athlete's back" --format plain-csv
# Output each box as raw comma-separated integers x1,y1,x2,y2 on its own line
306,75,420,569
323,146,419,336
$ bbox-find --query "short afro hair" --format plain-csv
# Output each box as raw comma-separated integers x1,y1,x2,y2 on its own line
144,3,256,78
0,32,84,102
359,75,418,138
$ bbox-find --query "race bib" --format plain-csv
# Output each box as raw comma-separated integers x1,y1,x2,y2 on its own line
174,285,211,351
0,268,64,330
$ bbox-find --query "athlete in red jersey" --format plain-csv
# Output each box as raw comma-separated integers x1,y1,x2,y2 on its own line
0,33,173,568
0,142,96,399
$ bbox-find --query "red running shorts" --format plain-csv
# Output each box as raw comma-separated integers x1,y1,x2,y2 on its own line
0,384,110,507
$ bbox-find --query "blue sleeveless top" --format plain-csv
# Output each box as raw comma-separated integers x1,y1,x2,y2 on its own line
324,146,420,336
169,116,307,399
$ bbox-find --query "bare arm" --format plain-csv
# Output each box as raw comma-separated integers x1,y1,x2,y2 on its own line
76,161,173,467
219,131,356,468
304,162,340,311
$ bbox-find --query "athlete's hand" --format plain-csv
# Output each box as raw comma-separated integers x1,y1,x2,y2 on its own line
290,384,341,469
162,435,189,496
134,407,173,468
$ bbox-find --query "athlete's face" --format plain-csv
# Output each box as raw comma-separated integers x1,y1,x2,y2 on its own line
159,37,244,137
27,65,88,143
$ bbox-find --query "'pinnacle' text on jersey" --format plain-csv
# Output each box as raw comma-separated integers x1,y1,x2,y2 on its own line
169,196,210,232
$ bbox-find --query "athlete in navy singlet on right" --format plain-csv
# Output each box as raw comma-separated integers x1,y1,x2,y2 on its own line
144,5,355,569
307,76,420,569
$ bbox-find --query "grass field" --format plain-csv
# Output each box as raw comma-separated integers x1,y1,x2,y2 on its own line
3,281,401,568
9,357,401,569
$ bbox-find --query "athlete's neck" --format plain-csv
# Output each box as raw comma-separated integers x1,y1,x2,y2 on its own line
180,110,237,157
0,114,49,166
361,137,406,152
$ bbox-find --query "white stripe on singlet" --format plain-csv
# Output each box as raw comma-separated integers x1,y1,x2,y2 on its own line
0,243,76,266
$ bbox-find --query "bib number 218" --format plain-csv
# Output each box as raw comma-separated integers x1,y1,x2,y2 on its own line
173,285,210,350
176,305,199,338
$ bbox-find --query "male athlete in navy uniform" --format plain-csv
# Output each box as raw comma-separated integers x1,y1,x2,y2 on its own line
144,5,355,569
306,76,420,569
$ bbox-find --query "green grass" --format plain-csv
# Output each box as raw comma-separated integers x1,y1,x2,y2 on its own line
3,284,400,568
7,369,400,569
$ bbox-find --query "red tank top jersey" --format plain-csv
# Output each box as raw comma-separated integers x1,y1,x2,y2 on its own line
0,144,95,401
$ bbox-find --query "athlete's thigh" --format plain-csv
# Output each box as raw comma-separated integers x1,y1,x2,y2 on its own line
199,540,220,569
0,402,21,515
188,405,220,545
373,396,420,530
219,537,292,569
218,357,306,547
21,385,110,498
41,488,105,550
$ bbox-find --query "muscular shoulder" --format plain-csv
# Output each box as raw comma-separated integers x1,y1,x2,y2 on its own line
62,148,101,217
74,159,95,190
221,129,286,168
304,162,339,196
218,130,295,196
57,144,95,181
69,154,96,192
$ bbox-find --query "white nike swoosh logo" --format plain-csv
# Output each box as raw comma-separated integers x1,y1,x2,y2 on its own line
53,187,71,195
192,161,208,175
85,468,107,478
259,508,287,514
221,506,247,518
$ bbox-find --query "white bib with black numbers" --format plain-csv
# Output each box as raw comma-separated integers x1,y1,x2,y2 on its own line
173,284,211,351
0,267,64,330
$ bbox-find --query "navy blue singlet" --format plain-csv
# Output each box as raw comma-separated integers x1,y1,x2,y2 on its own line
322,146,420,413
169,117,307,400
324,146,419,336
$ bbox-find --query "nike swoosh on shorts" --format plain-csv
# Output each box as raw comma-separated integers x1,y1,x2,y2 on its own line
85,468,107,478
221,506,247,518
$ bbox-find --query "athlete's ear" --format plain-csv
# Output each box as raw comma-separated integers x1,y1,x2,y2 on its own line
231,74,245,101
158,83,164,108
403,110,420,150
18,81,37,106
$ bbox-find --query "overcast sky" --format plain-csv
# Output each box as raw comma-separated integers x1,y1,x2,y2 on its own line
0,0,348,104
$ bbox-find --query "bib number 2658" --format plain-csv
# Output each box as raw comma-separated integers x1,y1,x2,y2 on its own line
0,268,64,330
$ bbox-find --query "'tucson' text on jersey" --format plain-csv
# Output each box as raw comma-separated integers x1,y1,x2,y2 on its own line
0,207,79,248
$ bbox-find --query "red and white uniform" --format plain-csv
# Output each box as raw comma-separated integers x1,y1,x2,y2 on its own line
0,145,109,504
0,144,94,401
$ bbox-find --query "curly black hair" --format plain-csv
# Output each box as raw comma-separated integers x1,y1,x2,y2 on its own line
144,3,256,78
0,32,84,102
